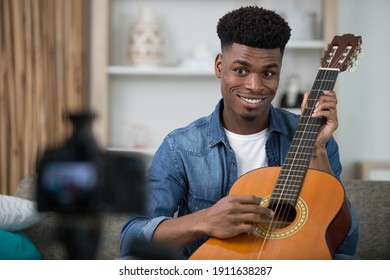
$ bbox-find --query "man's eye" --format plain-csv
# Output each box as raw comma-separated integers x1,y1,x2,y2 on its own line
264,71,273,77
236,68,248,75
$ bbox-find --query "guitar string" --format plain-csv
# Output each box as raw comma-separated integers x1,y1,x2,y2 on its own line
275,70,335,228
254,59,342,260
274,54,344,233
249,46,344,259
253,71,330,259
252,46,350,259
245,72,328,260
266,52,344,258
258,70,333,260
252,70,328,260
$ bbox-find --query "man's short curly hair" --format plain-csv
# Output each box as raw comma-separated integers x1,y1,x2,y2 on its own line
217,6,291,53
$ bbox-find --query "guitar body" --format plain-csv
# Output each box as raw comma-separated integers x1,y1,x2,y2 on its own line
190,166,351,260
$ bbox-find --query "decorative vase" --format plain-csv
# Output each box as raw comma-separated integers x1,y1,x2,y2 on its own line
280,75,304,108
128,5,164,66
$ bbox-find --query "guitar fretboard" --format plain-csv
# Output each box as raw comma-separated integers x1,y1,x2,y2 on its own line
271,68,340,205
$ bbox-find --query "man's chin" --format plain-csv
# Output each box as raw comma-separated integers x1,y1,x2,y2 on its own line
241,114,257,122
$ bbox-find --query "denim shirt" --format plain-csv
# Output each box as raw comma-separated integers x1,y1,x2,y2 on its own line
120,99,358,259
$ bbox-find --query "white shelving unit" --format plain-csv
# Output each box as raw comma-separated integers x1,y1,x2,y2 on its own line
286,40,325,49
107,65,215,76
89,0,338,154
107,39,325,76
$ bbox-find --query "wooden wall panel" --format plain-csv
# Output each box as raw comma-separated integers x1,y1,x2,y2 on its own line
0,0,88,195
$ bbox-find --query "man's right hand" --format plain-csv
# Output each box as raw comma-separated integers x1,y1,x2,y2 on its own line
196,194,275,239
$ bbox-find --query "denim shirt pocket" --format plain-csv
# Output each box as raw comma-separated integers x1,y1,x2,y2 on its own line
185,185,223,213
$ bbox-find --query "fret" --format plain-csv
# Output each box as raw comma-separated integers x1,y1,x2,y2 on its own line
277,177,304,184
273,180,303,201
283,161,307,168
296,120,323,128
278,169,307,176
287,149,314,157
272,189,299,195
275,179,303,185
278,174,305,180
297,124,321,129
294,130,318,134
270,195,297,201
277,177,305,184
293,128,319,134
295,124,320,129
284,156,311,162
289,144,315,149
288,143,315,149
274,182,301,188
273,189,301,197
284,159,308,165
286,151,312,158
291,135,317,142
293,131,320,138
282,163,308,168
279,167,307,173
283,162,311,171
298,116,323,122
276,178,304,186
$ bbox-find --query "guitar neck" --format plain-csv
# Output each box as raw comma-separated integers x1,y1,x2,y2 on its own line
271,68,340,204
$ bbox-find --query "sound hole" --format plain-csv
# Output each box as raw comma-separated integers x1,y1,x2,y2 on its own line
260,201,297,229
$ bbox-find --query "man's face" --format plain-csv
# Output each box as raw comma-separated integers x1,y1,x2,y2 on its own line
215,43,282,134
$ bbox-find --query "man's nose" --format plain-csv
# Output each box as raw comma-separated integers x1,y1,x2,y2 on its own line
246,74,264,93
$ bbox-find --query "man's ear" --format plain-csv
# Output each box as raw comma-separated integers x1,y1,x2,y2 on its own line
214,53,222,78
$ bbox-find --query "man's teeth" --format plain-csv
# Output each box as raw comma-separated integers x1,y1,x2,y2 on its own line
240,96,262,104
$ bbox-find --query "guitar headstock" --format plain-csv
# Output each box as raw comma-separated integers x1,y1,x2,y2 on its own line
321,34,363,72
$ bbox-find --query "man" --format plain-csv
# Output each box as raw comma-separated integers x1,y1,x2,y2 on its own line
120,6,358,259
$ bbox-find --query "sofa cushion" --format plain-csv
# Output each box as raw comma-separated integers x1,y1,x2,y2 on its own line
343,180,390,260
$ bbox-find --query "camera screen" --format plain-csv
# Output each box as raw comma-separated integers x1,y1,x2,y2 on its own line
41,162,98,207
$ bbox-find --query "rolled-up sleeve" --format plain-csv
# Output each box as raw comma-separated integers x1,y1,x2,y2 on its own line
119,137,184,258
120,215,171,257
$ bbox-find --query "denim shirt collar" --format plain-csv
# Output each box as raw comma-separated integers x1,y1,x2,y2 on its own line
208,99,289,148
208,99,228,148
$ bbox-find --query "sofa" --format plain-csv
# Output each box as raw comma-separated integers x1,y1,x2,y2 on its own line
8,175,390,260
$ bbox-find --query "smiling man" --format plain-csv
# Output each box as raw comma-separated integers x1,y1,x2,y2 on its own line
120,6,359,260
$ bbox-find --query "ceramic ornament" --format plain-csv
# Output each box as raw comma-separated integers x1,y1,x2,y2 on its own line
128,5,164,66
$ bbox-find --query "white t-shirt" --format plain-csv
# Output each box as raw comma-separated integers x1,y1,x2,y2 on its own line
224,128,269,177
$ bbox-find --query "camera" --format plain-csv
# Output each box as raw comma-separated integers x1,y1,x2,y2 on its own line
34,112,178,260
36,112,146,214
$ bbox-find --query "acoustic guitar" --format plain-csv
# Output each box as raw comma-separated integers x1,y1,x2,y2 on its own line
190,34,363,260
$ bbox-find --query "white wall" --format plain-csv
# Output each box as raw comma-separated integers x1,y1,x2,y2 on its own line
108,0,323,149
337,0,390,179
107,0,390,179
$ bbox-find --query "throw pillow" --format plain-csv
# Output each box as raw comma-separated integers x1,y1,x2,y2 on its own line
0,195,48,232
0,230,43,260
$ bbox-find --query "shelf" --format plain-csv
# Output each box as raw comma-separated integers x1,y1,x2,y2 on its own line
108,40,324,77
281,107,301,115
107,65,214,76
286,40,325,49
106,146,156,168
106,146,157,156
